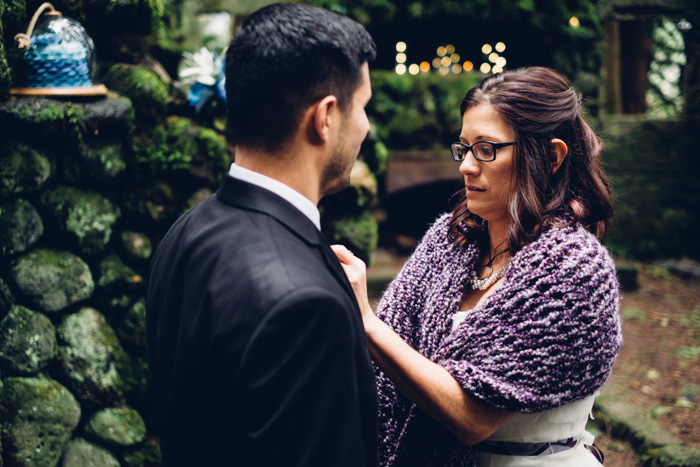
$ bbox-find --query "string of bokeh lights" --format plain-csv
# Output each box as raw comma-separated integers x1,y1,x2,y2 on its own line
394,16,581,75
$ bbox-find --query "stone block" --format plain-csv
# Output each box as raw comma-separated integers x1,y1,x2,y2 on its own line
10,249,94,313
56,307,132,406
0,198,43,256
38,186,121,256
0,305,56,375
84,406,147,447
0,376,81,467
59,437,120,467
0,141,53,201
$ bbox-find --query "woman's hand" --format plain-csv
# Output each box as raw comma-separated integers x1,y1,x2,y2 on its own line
330,245,375,324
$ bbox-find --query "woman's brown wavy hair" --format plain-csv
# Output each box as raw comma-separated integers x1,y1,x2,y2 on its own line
448,66,614,251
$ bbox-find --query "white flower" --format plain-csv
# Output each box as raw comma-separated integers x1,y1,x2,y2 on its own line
179,47,224,86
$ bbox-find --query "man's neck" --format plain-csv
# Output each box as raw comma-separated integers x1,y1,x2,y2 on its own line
234,148,322,205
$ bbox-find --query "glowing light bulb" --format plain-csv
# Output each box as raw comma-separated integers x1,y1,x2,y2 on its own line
420,61,431,72
432,58,442,68
480,63,491,73
451,53,461,63
489,52,499,63
446,44,455,54
441,56,451,67
496,56,507,67
481,44,492,54
495,42,506,53
439,66,449,75
569,17,580,28
463,61,474,72
396,41,407,52
396,53,407,64
452,64,462,73
395,64,406,75
437,46,447,56
408,64,420,75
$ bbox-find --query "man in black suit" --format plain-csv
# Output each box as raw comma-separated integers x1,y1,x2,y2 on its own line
146,4,378,466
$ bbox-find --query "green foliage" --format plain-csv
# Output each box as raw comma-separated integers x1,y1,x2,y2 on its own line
103,64,169,126
674,346,700,359
369,70,479,149
0,36,10,100
622,307,647,322
604,119,700,260
132,116,229,178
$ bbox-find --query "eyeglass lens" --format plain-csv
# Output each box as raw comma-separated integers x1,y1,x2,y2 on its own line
454,142,496,161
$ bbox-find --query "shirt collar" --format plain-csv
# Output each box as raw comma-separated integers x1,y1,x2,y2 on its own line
228,163,321,230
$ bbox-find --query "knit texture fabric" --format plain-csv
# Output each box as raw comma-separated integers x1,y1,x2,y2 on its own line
374,213,622,467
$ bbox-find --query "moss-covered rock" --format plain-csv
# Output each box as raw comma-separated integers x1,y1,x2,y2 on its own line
102,64,169,126
10,249,94,313
0,141,53,201
60,437,120,467
64,140,127,184
121,436,162,467
116,299,146,352
0,198,43,256
1,0,26,39
0,376,81,467
132,116,230,180
39,186,121,256
0,305,57,375
0,277,15,319
323,210,379,266
56,307,132,405
0,97,86,144
121,176,181,227
84,406,147,447
120,231,152,263
94,254,143,313
0,36,11,101
80,95,134,138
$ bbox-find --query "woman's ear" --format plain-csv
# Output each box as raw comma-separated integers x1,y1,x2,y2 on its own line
550,138,568,174
310,95,338,144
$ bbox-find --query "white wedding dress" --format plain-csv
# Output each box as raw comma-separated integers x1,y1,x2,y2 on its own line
452,311,603,466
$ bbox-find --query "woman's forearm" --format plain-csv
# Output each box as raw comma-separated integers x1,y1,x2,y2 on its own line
364,314,513,445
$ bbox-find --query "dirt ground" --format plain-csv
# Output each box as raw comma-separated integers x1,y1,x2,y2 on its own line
367,252,700,466
595,262,700,466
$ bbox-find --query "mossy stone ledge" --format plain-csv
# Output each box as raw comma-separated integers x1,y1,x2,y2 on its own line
84,406,147,447
59,437,120,467
0,197,43,256
0,305,57,375
0,97,87,144
56,307,132,406
10,249,94,313
0,376,81,467
38,186,121,256
0,141,53,201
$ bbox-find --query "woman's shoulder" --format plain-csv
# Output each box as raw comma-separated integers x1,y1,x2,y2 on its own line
512,222,615,276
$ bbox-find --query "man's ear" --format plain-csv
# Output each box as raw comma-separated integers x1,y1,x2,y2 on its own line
311,95,339,144
550,138,568,174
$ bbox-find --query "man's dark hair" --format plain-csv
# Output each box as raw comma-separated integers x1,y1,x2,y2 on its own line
225,3,376,151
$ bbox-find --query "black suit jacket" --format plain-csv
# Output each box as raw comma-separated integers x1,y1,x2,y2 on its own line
146,176,379,466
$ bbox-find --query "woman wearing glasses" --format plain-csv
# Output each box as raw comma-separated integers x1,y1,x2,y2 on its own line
333,67,621,466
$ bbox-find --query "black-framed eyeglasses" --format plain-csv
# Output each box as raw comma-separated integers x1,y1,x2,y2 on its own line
450,141,518,162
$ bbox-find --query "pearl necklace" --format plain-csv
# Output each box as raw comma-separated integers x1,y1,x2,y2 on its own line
469,263,509,290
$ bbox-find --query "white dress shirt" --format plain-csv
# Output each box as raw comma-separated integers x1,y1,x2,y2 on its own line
228,163,321,230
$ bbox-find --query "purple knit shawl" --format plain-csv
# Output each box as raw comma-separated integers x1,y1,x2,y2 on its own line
374,213,622,467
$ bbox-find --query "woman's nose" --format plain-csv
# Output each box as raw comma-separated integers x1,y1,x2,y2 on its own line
459,152,480,176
